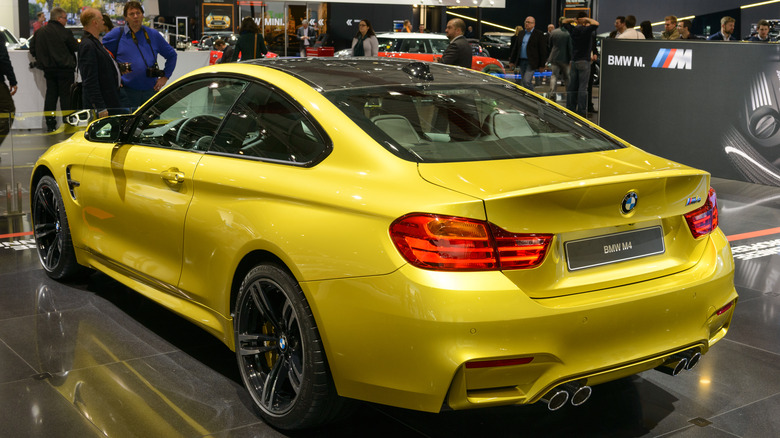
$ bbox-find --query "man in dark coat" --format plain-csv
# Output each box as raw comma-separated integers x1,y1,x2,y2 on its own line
439,18,472,68
509,16,548,91
79,8,121,118
30,7,79,132
0,40,17,162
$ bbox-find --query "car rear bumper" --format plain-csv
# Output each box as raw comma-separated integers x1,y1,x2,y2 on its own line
304,229,736,412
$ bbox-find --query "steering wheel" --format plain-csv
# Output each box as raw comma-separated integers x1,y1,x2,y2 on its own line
175,115,222,148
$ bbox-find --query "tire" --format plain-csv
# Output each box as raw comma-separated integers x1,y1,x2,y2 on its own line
234,264,347,430
32,175,85,280
481,64,503,75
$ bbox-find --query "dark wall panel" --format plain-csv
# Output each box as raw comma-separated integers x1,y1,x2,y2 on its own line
600,39,780,186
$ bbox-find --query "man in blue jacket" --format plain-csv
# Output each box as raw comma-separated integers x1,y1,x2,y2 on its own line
102,1,177,111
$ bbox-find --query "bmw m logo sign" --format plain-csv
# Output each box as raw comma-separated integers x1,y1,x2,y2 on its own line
686,196,702,206
651,49,693,70
621,192,638,214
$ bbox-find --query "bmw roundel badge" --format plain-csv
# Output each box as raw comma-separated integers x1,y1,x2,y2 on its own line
621,191,638,214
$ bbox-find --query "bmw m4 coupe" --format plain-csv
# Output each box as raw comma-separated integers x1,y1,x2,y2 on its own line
31,58,736,430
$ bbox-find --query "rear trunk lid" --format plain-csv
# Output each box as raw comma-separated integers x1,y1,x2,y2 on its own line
417,147,713,298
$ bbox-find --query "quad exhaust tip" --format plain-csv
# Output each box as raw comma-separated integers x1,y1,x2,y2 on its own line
564,382,592,406
542,382,592,411
655,349,702,376
541,388,569,411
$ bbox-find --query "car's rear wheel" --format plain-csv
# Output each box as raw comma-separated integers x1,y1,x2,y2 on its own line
234,264,346,430
32,175,84,280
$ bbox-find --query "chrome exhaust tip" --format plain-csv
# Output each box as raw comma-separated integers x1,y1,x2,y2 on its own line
541,388,569,411
563,382,592,406
680,350,702,370
655,357,688,376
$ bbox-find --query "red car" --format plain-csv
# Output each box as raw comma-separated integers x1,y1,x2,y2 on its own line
375,32,505,74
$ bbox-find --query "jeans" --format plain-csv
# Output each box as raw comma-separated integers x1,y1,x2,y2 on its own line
120,87,156,112
549,61,569,94
518,59,535,91
43,70,74,131
0,83,14,151
567,60,590,117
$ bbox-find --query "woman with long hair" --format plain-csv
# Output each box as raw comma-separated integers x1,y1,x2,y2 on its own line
230,17,267,61
640,21,654,39
351,19,378,56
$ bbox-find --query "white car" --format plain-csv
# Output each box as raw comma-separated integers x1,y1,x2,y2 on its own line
1,25,25,49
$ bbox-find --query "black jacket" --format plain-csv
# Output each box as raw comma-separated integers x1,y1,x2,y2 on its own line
0,42,16,87
78,33,121,113
230,32,267,62
509,28,548,69
30,20,79,72
440,35,472,68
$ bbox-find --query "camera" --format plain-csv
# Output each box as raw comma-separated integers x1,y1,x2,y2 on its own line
146,64,165,78
118,62,132,74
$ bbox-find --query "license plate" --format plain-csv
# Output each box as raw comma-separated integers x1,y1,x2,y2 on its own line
565,226,665,271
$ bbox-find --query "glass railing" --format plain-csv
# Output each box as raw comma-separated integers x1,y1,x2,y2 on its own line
0,109,101,220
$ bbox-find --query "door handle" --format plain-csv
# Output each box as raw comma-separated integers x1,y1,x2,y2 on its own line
161,168,185,184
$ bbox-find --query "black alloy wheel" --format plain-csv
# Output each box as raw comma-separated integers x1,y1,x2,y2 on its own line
234,264,346,430
32,176,83,280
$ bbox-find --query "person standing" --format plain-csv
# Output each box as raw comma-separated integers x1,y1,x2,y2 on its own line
707,16,738,41
661,16,680,40
0,40,17,161
562,12,599,117
509,16,548,91
297,19,316,57
678,20,702,40
748,20,775,42
640,20,654,39
351,20,378,57
438,18,471,68
29,7,78,132
78,8,121,119
547,18,572,102
102,1,178,111
230,17,267,62
616,16,644,39
212,39,234,64
32,12,46,33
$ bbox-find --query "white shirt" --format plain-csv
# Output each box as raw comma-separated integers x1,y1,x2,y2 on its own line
617,28,645,40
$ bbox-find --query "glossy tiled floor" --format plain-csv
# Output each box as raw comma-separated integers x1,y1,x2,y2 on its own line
1,171,779,436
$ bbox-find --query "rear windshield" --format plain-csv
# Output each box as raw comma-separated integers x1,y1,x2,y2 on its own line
324,83,624,163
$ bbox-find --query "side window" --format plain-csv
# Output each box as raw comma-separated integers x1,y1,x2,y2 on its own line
400,39,425,53
211,83,328,164
128,78,247,150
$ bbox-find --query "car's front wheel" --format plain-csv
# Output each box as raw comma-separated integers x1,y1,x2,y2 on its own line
234,264,347,430
32,175,84,280
481,63,504,75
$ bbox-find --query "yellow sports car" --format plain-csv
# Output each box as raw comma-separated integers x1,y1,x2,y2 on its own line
205,10,231,30
31,58,737,430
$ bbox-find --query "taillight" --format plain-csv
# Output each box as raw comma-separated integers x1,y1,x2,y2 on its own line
389,213,552,271
684,187,719,238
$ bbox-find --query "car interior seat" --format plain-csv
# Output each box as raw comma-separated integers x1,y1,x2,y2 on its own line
482,110,535,139
371,114,423,146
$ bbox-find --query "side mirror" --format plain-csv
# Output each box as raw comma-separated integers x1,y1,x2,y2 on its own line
84,114,133,143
